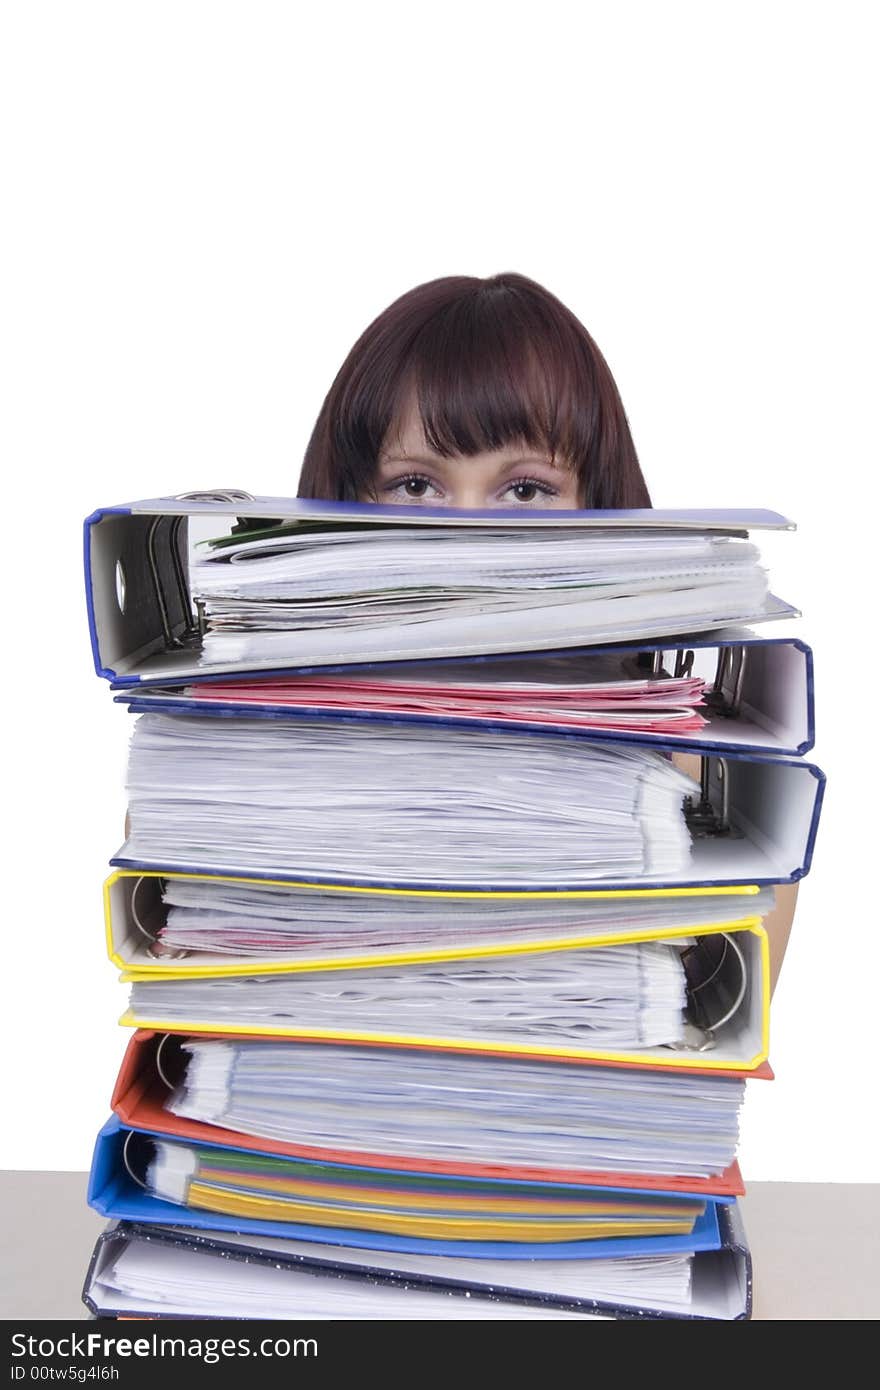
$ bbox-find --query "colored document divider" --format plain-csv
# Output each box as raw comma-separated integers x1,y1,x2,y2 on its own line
88,1116,724,1260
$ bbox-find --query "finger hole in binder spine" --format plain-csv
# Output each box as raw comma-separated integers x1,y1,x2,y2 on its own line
115,560,127,614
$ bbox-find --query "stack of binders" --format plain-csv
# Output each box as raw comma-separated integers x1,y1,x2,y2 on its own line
80,495,824,1321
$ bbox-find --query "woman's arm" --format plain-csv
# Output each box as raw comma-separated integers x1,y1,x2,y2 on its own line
763,881,799,995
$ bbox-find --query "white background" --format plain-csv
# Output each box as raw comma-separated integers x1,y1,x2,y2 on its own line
1,1,877,1178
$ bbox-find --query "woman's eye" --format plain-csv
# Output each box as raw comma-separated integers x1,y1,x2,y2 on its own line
403,477,430,498
502,478,557,504
385,474,442,501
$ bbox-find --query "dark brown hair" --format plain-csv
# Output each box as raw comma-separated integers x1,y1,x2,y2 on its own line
298,273,651,506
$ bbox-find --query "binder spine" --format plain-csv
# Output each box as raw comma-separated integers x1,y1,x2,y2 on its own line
82,1215,751,1320
86,508,195,682
84,507,130,680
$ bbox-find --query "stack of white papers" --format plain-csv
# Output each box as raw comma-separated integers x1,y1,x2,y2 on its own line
128,942,688,1048
192,526,777,666
123,714,698,885
93,1236,642,1318
169,1041,745,1177
155,879,776,960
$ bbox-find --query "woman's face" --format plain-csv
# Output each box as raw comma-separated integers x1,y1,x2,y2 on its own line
366,395,582,509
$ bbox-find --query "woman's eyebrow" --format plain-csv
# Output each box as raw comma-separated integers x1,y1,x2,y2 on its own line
493,454,566,472
377,453,564,470
376,454,442,467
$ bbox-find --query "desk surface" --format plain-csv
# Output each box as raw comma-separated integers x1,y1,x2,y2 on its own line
1,1174,877,1320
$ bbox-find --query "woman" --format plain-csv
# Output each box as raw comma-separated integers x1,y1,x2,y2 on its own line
297,270,795,987
298,272,650,510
